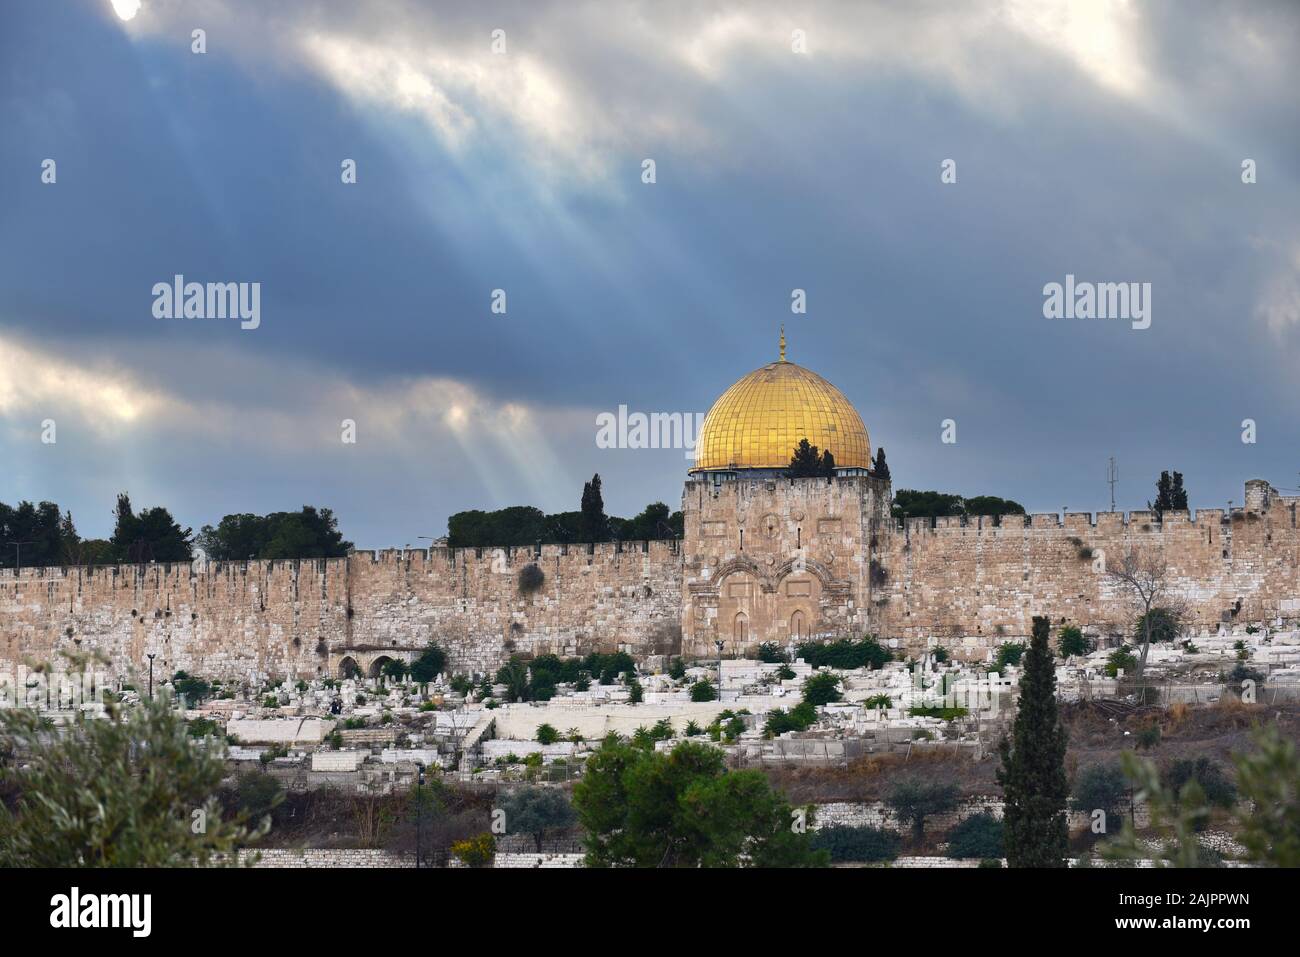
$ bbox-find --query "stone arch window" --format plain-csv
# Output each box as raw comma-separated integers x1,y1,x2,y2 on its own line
790,610,806,640
734,612,748,643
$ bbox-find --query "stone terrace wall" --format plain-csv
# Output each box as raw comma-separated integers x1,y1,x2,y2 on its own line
0,541,683,683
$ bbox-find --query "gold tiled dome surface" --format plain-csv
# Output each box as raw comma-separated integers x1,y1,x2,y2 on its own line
691,358,871,472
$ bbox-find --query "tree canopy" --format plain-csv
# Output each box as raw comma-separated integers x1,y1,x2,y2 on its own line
447,501,683,547
110,493,193,563
1150,470,1189,520
891,490,1025,522
572,738,826,867
196,506,351,561
787,438,836,478
0,690,266,866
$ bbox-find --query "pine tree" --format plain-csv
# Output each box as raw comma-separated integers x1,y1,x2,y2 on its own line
872,447,890,482
997,615,1069,867
820,449,835,476
787,439,823,477
579,474,608,542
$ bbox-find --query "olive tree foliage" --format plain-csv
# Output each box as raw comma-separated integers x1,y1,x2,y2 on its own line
499,785,577,852
1100,726,1299,868
0,679,268,867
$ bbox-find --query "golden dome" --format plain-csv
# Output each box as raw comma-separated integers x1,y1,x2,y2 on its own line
691,334,871,473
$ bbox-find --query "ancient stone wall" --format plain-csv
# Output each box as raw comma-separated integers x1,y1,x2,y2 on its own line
0,542,683,684
680,476,1300,659
4,478,1300,678
872,496,1300,654
680,474,890,657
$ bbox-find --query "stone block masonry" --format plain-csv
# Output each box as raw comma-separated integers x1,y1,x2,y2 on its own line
3,479,1300,678
0,541,683,684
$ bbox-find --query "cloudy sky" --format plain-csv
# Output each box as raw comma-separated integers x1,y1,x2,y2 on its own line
1,0,1298,547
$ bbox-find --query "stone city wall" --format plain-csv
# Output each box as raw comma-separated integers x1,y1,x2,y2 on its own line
4,479,1300,678
874,496,1300,650
0,541,682,684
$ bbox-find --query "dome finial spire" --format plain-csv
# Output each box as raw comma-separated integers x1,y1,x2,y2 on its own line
779,325,786,362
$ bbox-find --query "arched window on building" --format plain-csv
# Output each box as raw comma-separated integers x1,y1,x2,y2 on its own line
790,610,806,640
734,612,748,643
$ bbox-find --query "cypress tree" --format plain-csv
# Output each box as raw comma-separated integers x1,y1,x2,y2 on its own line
579,473,607,542
872,447,890,482
1170,471,1188,511
997,614,1069,867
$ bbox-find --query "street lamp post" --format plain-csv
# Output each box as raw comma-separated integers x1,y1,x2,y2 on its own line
714,638,725,703
415,762,425,868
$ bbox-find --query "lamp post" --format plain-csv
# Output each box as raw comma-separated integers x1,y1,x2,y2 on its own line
146,653,156,698
714,638,725,703
415,762,425,868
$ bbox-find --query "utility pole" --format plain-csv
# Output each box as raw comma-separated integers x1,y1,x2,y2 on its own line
146,653,156,698
1107,457,1118,513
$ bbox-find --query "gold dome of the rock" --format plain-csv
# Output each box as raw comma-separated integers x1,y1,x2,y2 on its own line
690,332,871,473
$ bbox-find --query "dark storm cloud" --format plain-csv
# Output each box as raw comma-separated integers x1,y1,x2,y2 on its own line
0,0,1297,545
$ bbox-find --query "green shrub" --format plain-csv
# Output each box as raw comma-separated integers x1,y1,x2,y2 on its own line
887,780,960,843
993,642,1026,671
757,642,788,664
809,825,901,863
864,694,892,709
1135,607,1180,645
946,813,1003,859
796,636,891,670
408,643,447,683
186,717,221,738
802,672,842,706
1105,645,1137,678
234,770,284,826
1071,762,1127,831
764,709,797,736
582,652,636,685
172,671,211,705
1135,723,1161,750
689,679,716,702
535,723,560,745
668,657,687,680
449,674,472,695
907,705,968,721
1058,625,1089,658
1165,758,1236,810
